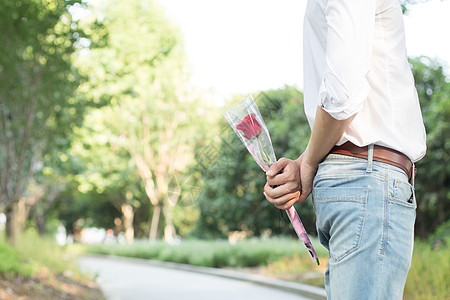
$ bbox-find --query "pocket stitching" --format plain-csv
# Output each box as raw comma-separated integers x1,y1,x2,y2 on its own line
335,190,368,262
313,187,368,202
389,197,416,208
389,179,416,208
313,187,369,262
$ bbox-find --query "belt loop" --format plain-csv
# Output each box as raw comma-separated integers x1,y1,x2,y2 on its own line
366,144,374,173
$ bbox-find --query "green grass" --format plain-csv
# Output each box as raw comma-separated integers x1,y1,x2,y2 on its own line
85,237,328,268
0,242,33,276
16,230,82,276
0,230,104,300
0,230,87,279
404,238,450,300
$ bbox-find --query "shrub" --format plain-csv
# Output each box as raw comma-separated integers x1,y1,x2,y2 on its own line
0,243,33,276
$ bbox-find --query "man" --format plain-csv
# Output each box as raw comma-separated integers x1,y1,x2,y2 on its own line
263,0,426,299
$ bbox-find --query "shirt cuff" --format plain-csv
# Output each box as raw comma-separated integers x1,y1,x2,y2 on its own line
318,72,370,120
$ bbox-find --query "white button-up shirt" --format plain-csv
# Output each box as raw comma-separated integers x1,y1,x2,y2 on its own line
303,0,427,162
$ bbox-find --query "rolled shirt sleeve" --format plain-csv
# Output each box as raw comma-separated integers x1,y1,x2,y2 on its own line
318,0,376,120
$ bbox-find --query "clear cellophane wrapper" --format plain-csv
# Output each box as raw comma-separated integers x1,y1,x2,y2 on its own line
224,95,319,265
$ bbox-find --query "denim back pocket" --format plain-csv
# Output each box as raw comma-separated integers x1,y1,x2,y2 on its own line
313,187,369,262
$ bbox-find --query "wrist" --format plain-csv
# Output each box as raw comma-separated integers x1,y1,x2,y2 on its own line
302,147,321,167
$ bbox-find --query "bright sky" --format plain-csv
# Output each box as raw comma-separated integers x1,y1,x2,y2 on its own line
161,0,449,104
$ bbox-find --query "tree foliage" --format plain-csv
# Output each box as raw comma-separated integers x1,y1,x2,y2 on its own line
71,0,209,242
193,87,316,239
410,57,450,238
68,109,144,242
0,0,88,245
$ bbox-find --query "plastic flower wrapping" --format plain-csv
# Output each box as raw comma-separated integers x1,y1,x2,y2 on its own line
224,95,319,265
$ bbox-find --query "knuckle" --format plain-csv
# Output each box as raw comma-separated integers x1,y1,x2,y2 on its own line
274,197,284,206
279,157,290,165
287,183,299,193
265,195,274,204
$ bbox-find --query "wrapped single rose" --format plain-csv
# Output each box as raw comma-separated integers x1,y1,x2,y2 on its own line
236,113,261,139
224,95,319,265
224,97,276,170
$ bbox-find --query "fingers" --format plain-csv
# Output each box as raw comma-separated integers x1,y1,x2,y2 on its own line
264,181,299,198
264,190,300,210
264,181,301,210
275,197,299,210
266,159,299,186
266,173,286,187
264,157,302,209
266,158,290,177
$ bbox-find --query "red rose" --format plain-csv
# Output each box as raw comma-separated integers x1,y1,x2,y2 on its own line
236,113,262,140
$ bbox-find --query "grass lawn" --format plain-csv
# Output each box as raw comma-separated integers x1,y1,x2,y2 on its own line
0,231,104,300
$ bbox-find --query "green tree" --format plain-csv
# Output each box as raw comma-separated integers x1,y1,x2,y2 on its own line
0,0,87,246
410,57,450,238
70,109,144,243
51,182,123,239
194,87,315,239
26,169,68,236
75,0,207,241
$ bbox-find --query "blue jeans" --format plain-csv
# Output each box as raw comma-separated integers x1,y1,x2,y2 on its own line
312,153,416,299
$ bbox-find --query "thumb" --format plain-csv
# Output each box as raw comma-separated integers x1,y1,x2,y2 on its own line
298,188,311,203
266,158,289,177
298,176,312,203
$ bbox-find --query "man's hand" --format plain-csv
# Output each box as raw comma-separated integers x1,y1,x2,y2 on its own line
264,107,354,210
297,153,319,203
263,153,318,210
264,157,301,210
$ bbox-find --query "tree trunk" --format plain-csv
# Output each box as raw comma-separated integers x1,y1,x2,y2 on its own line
5,203,20,247
121,203,134,243
162,204,176,243
149,204,161,241
17,197,28,232
36,210,46,235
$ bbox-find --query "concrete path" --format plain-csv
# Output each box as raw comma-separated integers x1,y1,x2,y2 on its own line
78,255,326,300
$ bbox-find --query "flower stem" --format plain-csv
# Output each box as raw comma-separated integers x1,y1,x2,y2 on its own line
257,138,270,164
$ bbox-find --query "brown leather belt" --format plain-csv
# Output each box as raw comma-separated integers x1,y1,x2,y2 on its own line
330,142,414,180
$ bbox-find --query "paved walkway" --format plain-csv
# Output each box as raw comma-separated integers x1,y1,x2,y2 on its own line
78,255,326,300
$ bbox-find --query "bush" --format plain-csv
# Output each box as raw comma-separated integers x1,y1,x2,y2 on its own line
1,230,90,279
85,237,326,268
0,243,32,276
427,219,450,247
